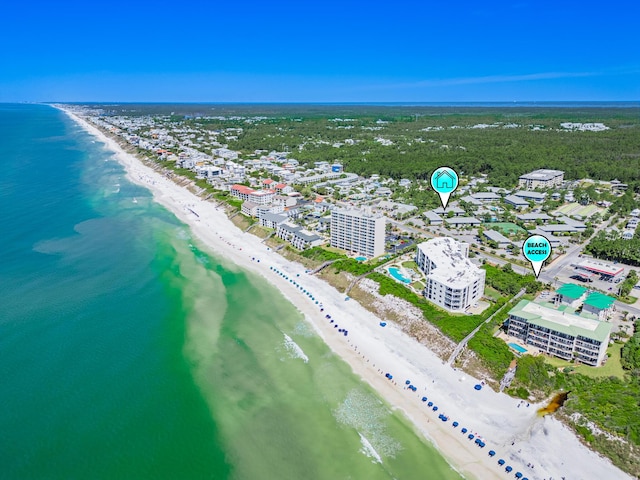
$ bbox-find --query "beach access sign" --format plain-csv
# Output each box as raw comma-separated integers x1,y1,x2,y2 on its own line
522,234,552,278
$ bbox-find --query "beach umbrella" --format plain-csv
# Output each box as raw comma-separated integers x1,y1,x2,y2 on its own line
474,384,482,391
428,402,433,407
498,459,505,466
505,466,512,473
488,450,495,457
461,428,467,434
422,397,427,402
379,322,387,327
515,472,523,478
468,434,474,440
432,406,438,411
452,421,458,427
405,380,411,385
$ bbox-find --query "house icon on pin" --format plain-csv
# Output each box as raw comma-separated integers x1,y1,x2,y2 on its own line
434,169,455,190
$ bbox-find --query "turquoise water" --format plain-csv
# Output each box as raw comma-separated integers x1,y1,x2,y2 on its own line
509,343,528,354
355,256,367,262
388,267,412,284
0,105,461,479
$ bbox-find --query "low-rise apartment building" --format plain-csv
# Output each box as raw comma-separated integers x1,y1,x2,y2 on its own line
507,300,611,366
518,169,565,190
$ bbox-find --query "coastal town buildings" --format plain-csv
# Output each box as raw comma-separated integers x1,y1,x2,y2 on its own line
330,208,385,258
414,238,485,312
506,299,611,366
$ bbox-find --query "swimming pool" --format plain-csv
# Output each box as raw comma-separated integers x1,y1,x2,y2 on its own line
355,256,367,262
509,343,527,354
388,267,411,284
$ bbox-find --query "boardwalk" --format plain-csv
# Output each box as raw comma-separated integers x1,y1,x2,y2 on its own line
446,289,525,367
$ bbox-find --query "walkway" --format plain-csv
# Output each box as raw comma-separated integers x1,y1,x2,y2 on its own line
308,260,339,275
447,289,526,366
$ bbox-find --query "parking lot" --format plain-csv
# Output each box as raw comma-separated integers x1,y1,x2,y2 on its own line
551,261,633,297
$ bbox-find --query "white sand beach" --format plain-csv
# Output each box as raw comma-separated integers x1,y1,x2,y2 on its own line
61,107,631,480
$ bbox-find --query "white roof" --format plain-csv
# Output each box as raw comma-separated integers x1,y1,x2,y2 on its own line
417,238,484,288
519,169,564,180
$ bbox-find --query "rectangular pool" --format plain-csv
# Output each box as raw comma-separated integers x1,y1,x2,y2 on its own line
509,343,527,354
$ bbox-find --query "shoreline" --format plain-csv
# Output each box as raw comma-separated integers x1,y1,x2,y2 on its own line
59,106,631,480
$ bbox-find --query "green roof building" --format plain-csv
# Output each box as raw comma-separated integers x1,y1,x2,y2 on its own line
583,292,616,320
555,283,588,308
507,299,611,366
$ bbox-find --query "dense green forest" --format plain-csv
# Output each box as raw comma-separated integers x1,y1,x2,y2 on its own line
585,233,640,266
94,103,640,188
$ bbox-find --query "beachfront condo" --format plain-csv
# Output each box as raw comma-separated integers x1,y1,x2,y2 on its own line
506,299,611,366
330,208,385,258
415,237,485,312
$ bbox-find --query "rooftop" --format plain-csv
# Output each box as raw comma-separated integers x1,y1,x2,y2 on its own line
333,208,383,220
510,299,611,342
504,194,529,205
445,216,481,224
514,190,547,200
483,229,511,244
584,292,616,310
517,213,552,221
519,169,565,181
578,259,624,277
556,283,588,299
417,237,484,288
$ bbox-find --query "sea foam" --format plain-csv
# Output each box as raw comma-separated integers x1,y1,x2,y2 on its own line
335,389,402,459
283,333,309,363
358,432,382,464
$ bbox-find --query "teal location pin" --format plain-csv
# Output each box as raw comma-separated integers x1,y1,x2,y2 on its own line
430,166,459,209
522,234,552,278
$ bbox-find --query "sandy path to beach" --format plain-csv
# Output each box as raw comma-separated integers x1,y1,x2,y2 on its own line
62,108,630,480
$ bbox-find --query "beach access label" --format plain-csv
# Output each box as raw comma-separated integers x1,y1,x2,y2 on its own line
522,234,552,278
430,166,458,209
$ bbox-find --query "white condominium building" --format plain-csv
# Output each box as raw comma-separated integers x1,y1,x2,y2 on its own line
518,169,564,190
415,238,485,312
330,208,385,258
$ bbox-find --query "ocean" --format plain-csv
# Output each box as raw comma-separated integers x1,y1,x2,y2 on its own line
0,104,461,480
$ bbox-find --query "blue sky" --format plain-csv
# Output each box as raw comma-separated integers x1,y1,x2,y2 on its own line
2,0,638,102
